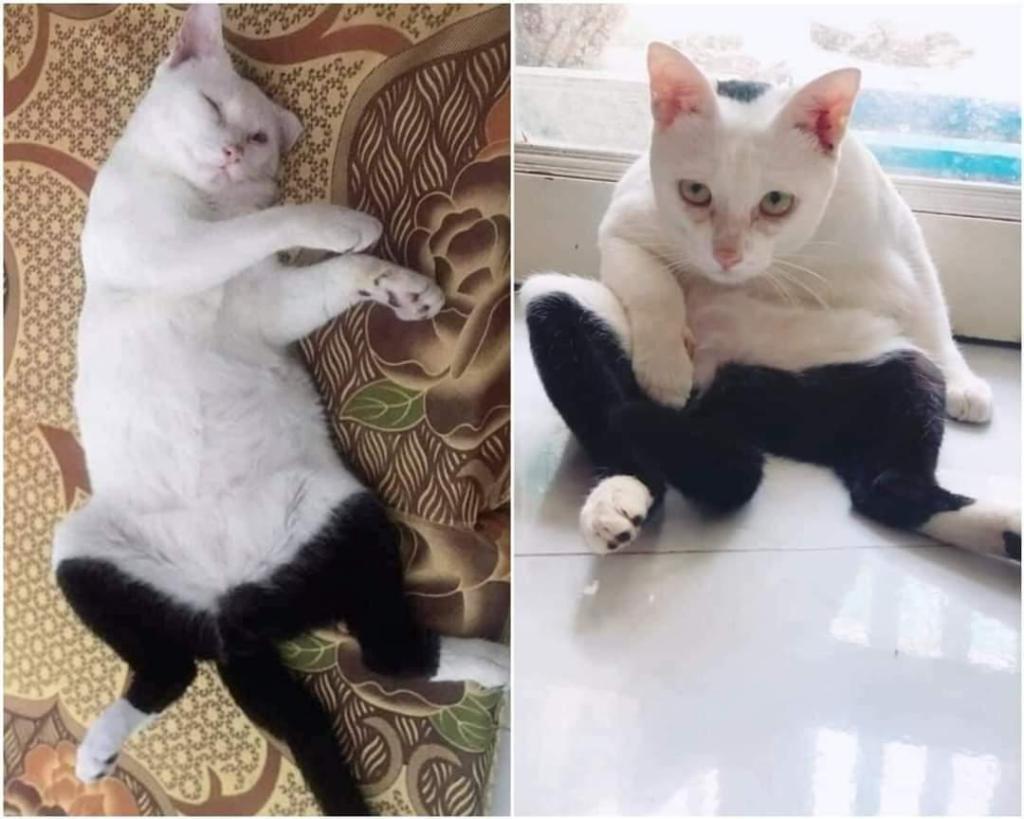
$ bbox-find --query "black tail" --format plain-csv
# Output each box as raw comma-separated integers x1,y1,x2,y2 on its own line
217,645,372,816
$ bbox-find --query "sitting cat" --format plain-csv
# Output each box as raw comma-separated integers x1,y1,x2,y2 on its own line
523,43,1019,561
53,6,507,815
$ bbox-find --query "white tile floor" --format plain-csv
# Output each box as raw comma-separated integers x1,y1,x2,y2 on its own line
513,311,1021,816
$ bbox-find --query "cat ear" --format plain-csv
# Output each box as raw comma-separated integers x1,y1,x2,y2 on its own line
276,106,303,152
778,68,861,154
168,4,225,68
647,42,716,128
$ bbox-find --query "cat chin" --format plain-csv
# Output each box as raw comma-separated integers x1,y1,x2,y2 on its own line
693,268,764,287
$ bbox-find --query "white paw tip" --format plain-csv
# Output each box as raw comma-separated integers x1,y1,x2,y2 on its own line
946,379,994,424
580,475,653,555
75,747,117,783
434,639,509,688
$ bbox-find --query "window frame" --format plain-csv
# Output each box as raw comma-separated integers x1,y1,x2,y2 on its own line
514,66,1022,223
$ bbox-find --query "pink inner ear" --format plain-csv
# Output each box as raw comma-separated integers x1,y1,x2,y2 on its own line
168,6,223,68
806,104,839,152
652,94,683,129
651,81,705,128
791,83,856,153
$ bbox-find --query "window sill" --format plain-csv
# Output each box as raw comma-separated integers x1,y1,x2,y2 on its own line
514,143,1022,223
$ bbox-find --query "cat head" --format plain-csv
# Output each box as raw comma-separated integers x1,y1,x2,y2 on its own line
646,43,860,285
128,5,301,195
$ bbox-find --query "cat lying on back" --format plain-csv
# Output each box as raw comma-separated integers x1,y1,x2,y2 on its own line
524,43,1019,561
54,6,507,815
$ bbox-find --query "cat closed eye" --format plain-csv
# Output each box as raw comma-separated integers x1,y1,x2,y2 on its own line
249,131,268,144
201,93,221,119
679,180,712,206
759,190,795,216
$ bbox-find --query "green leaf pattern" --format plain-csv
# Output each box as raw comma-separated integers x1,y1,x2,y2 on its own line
280,632,341,673
341,379,425,431
429,687,503,753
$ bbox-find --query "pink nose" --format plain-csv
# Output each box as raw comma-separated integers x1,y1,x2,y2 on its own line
222,144,243,164
713,247,743,270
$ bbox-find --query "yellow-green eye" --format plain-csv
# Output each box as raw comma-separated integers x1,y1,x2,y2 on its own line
760,190,795,217
679,180,712,207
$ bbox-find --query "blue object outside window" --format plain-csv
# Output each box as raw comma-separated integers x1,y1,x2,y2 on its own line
853,89,1020,184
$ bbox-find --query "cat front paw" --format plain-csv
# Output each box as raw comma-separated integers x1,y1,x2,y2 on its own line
76,726,119,783
580,475,653,554
633,350,693,408
297,204,382,255
367,266,444,321
946,371,993,424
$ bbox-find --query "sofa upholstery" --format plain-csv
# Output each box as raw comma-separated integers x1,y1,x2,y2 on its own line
4,4,510,815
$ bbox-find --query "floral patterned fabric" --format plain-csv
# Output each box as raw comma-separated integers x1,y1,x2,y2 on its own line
4,4,510,815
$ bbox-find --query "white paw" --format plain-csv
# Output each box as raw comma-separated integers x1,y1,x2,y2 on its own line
434,637,509,688
946,372,993,423
580,475,654,555
633,350,693,408
298,203,383,255
367,266,444,321
75,725,120,783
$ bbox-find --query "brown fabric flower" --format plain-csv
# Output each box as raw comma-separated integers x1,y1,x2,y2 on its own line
367,153,510,453
3,742,140,816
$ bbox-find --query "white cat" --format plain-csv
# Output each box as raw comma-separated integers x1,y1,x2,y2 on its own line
522,43,1017,561
52,6,506,812
601,43,992,423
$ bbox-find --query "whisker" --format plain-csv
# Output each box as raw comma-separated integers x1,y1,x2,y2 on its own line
763,271,795,305
772,266,829,308
774,257,828,284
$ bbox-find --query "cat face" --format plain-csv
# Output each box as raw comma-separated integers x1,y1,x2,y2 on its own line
647,43,860,285
131,5,301,195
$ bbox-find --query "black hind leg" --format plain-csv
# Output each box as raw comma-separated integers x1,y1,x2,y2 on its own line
56,558,206,779
612,402,765,513
218,646,372,816
830,353,1019,558
218,492,438,677
525,290,665,499
315,493,439,677
526,289,667,552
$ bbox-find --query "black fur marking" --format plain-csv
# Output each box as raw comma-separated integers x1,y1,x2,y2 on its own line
716,79,771,103
623,352,969,529
525,290,979,544
218,647,371,815
613,402,765,514
56,559,208,712
1004,531,1021,561
56,491,438,815
525,292,666,506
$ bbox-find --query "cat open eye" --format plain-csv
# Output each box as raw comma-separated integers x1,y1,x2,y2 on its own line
249,131,268,144
759,190,795,217
679,180,712,207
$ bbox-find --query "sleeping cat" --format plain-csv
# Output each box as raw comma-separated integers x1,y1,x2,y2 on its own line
54,6,507,815
523,43,1020,561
